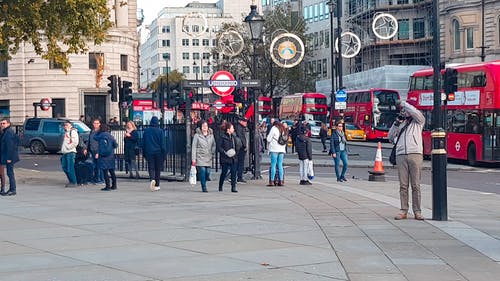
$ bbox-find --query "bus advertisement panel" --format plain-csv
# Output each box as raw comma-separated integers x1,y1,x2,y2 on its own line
407,61,500,165
332,89,400,140
279,93,328,123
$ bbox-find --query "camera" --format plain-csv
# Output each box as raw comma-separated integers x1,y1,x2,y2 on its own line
397,114,406,121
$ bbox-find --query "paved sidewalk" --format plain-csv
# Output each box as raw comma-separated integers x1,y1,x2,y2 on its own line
0,170,499,281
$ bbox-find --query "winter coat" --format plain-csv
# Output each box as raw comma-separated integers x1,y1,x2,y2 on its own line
329,130,348,154
0,126,19,165
319,127,328,139
142,117,166,158
94,131,117,170
388,101,425,155
124,129,139,162
295,134,312,160
192,128,216,167
266,126,287,153
61,128,79,154
234,123,248,152
218,132,239,165
88,129,99,155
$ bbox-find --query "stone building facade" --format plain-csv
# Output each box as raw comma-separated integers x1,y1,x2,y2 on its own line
0,0,139,125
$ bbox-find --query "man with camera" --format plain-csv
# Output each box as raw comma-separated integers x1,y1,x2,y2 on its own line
388,100,425,221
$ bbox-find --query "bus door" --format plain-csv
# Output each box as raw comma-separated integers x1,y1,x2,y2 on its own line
483,111,500,161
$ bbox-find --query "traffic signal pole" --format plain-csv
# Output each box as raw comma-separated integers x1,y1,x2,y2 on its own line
431,0,447,221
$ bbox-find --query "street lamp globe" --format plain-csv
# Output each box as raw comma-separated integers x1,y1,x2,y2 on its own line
326,0,336,14
244,5,265,42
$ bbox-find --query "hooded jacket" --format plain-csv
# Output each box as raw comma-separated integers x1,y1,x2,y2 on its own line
388,101,425,155
61,128,79,154
192,127,216,167
295,133,312,160
142,116,166,158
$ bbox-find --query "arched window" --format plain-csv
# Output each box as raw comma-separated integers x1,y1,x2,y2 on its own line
453,19,461,51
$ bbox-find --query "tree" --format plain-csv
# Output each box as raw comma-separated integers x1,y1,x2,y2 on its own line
0,0,112,72
149,70,185,91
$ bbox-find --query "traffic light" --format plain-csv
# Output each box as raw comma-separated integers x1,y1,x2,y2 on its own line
444,68,458,101
233,88,245,103
107,75,118,102
166,82,182,108
122,80,133,102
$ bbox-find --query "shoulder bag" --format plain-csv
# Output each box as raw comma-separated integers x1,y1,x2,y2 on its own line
389,121,410,165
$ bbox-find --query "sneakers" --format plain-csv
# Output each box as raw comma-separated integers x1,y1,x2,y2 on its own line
237,179,247,184
149,180,157,192
414,213,425,220
299,180,311,185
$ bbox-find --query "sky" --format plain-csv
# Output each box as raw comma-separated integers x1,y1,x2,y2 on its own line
138,0,218,26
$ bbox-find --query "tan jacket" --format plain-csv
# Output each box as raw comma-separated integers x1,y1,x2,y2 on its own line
388,102,425,155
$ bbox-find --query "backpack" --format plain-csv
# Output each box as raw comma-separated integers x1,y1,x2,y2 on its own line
277,133,288,145
98,136,115,157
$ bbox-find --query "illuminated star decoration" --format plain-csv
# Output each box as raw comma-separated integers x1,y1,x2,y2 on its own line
340,32,361,58
374,15,397,38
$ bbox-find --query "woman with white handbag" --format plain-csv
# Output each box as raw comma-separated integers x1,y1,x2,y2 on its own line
192,121,216,192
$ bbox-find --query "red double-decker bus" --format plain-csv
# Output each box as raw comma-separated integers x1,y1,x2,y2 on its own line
332,88,400,140
408,61,500,165
258,96,272,117
279,93,328,123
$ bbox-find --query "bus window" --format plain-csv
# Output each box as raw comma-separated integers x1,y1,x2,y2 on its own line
465,112,480,134
450,110,466,133
423,76,433,90
360,92,370,102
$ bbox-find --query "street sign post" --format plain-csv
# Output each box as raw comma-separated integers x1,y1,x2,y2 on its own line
335,89,347,110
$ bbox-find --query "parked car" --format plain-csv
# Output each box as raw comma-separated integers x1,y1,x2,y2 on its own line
307,120,323,138
21,118,91,154
345,123,366,141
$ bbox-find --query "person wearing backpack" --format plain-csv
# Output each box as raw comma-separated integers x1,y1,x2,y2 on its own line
266,121,287,186
94,123,118,191
296,125,312,185
61,120,79,187
142,116,166,191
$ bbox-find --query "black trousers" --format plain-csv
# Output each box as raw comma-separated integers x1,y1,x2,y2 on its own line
147,154,163,186
103,169,116,188
236,150,246,180
219,162,237,191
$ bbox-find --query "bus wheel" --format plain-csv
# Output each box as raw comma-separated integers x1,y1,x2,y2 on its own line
467,144,477,166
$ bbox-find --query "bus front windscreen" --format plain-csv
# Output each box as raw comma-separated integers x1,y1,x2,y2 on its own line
374,90,400,131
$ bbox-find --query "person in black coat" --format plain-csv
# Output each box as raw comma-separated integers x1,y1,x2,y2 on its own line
295,126,313,185
124,121,140,179
0,127,6,194
142,116,166,191
234,117,248,183
0,118,19,196
217,121,240,193
94,123,118,191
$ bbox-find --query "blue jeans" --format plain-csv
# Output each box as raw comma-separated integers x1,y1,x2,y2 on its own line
6,163,16,192
61,152,77,184
270,152,284,181
333,150,348,180
198,166,210,191
91,153,103,183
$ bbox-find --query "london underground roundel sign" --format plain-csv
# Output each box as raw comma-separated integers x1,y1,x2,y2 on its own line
40,98,51,111
209,71,237,97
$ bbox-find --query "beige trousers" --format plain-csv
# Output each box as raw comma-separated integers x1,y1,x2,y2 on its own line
396,154,423,214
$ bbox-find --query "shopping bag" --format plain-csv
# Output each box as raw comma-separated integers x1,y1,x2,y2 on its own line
307,160,315,180
189,165,197,186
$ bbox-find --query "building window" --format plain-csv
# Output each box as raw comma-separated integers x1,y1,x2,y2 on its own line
453,19,461,51
319,3,324,21
120,55,128,71
314,4,319,22
193,66,200,74
213,53,220,60
317,60,322,78
51,98,65,118
303,6,308,20
192,39,199,46
49,58,63,69
162,40,170,47
203,52,210,59
212,39,217,46
322,59,327,78
466,27,474,49
182,52,189,60
325,3,329,19
0,100,10,117
183,66,190,74
193,53,200,60
88,52,103,70
163,66,170,75
397,0,409,3
162,26,170,33
398,19,409,40
0,60,6,77
202,39,209,46
182,39,189,46
325,30,329,48
203,66,210,73
413,18,425,39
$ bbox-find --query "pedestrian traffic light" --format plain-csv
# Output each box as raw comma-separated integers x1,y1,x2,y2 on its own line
122,80,133,102
444,68,458,101
107,75,118,102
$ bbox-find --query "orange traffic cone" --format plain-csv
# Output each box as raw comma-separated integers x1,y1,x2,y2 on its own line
368,142,385,182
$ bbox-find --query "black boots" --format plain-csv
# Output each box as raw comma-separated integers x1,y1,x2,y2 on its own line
0,186,4,195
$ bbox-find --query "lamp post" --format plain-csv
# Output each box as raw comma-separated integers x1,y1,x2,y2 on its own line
244,3,265,180
326,0,337,124
336,0,343,90
162,53,170,128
